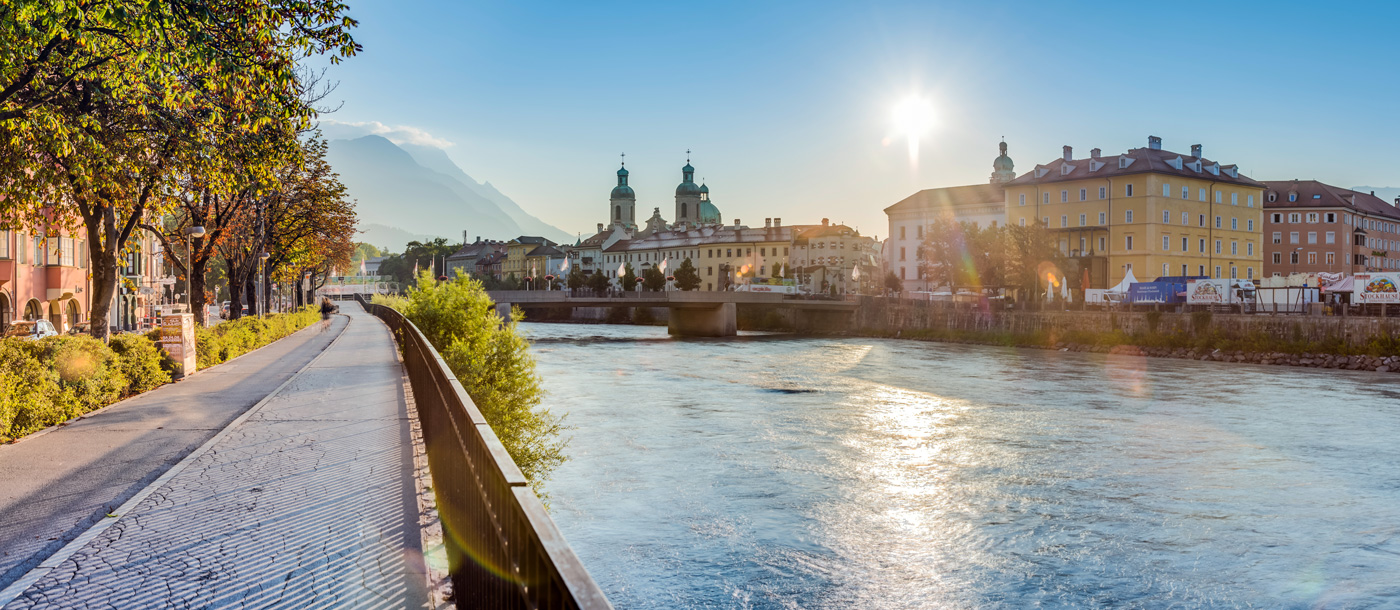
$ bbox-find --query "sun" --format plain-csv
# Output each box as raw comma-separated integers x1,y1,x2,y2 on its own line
892,95,937,165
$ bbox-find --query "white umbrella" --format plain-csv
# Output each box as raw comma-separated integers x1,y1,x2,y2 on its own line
1061,275,1071,302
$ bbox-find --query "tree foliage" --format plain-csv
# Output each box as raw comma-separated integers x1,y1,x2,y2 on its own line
673,258,701,291
620,263,638,291
917,217,1065,302
641,265,666,292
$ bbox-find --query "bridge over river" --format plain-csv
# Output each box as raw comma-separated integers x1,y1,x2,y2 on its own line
487,290,858,336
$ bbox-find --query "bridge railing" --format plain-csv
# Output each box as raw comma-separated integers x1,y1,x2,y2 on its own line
354,294,612,610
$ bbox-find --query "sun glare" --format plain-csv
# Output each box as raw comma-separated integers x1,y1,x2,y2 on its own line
892,95,936,166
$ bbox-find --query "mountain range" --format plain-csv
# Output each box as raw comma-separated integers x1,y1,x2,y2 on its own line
324,135,572,250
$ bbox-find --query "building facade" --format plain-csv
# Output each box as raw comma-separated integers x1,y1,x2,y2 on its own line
1005,136,1264,288
0,226,91,333
789,220,881,295
1260,181,1400,277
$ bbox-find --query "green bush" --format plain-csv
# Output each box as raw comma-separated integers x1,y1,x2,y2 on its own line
395,273,565,493
195,306,320,368
37,335,125,412
109,334,172,395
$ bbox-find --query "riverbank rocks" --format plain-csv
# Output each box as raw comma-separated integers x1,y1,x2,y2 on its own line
1037,342,1398,373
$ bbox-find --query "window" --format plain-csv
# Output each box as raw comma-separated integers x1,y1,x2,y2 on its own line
1163,210,1171,223
1126,235,1134,251
1290,232,1299,244
727,249,732,257
1247,219,1254,231
1126,263,1134,273
1247,195,1254,207
1326,252,1335,265
1231,193,1238,205
1182,186,1189,199
1061,190,1069,203
1098,237,1106,252
1200,265,1206,276
1307,252,1317,265
1163,235,1171,251
1019,194,1026,206
1199,214,1206,227
1163,263,1170,277
760,247,766,256
1307,213,1319,223
1290,251,1299,264
1079,214,1086,226
1215,191,1222,203
1273,253,1282,264
0,231,8,259
1215,265,1222,278
1230,266,1238,279
784,247,789,255
1098,187,1106,199
1247,242,1254,256
1215,216,1222,229
1215,240,1222,254
1019,217,1026,227
1273,232,1282,244
1126,184,1134,197
1326,213,1336,223
1098,212,1106,225
1125,210,1134,223
1182,264,1189,276
1272,213,1282,223
899,267,905,279
1247,267,1254,279
1231,218,1238,230
1307,232,1317,244
1061,215,1068,228
1199,238,1206,253
1199,188,1207,201
1079,237,1086,252
1163,183,1172,197
1043,217,1049,225
1326,231,1335,244
1230,242,1238,255
1079,188,1087,201
1289,213,1300,223
899,247,906,261
1182,212,1189,225
1044,193,1050,205
1181,237,1188,251
900,227,906,240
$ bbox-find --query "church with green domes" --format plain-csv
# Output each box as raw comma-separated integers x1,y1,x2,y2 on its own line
609,155,724,232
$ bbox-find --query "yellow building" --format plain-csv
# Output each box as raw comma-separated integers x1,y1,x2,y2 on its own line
503,236,557,279
599,218,793,291
1004,136,1264,288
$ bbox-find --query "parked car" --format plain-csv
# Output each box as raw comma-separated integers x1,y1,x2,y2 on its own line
4,319,60,340
67,321,92,336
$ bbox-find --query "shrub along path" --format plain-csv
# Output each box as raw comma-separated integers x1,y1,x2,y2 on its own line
0,315,347,593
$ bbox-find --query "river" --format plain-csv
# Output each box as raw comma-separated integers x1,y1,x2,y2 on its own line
524,322,1400,609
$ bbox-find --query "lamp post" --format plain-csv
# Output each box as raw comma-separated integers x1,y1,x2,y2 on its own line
183,226,205,314
258,251,270,317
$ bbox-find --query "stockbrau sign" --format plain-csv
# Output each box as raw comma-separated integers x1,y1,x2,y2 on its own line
1356,273,1400,304
160,313,197,379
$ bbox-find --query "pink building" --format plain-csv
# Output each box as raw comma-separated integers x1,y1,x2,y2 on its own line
0,226,91,333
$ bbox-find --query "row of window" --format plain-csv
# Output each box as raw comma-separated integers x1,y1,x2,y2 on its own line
1018,185,1255,206
1043,210,1254,230
1148,263,1255,280
1273,232,1338,245
600,245,795,266
1271,212,1338,225
0,232,86,268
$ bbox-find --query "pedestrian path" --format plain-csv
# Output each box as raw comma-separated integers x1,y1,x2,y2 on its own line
1,304,427,609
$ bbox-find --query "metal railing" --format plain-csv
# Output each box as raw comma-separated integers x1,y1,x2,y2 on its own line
355,295,612,609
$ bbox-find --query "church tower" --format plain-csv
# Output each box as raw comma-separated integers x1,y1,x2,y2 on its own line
674,153,703,227
610,158,636,229
990,140,1016,184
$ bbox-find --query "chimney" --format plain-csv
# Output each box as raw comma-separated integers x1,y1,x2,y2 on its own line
765,218,772,229
1190,144,1202,159
1394,197,1399,208
1062,145,1073,161
1148,135,1162,150
1090,148,1101,159
734,219,741,228
774,218,782,227
475,235,481,243
463,230,470,244
597,223,604,233
822,218,830,226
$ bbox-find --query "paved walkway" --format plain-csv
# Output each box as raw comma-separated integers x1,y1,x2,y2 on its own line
0,304,426,609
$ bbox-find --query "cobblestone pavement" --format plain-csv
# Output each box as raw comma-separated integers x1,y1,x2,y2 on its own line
3,305,428,609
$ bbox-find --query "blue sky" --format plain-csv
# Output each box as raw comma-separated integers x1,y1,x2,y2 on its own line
315,0,1400,241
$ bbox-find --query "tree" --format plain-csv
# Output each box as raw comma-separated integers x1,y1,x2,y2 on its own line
885,271,903,294
566,266,586,290
586,270,611,293
641,266,666,292
674,258,701,291
1004,221,1065,306
772,263,783,280
620,263,638,291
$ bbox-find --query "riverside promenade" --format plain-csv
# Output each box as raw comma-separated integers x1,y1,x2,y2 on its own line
0,304,427,608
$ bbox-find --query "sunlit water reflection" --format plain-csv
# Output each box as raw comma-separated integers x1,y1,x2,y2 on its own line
524,322,1400,609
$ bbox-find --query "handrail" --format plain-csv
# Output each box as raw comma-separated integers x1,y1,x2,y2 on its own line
355,294,612,609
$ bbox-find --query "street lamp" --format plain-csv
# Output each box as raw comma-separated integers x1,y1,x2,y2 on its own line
183,226,205,314
258,251,270,317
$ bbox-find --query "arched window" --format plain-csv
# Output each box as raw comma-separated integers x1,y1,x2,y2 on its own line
681,203,688,217
24,299,41,321
0,293,9,331
615,206,621,220
67,299,80,328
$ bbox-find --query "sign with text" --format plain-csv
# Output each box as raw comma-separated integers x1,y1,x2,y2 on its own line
160,313,197,379
1186,279,1227,305
1356,273,1400,304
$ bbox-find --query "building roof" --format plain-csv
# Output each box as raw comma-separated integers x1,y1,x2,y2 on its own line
884,184,1006,215
1005,144,1263,188
511,236,556,247
475,251,506,267
526,245,566,258
602,225,794,253
446,240,504,260
1261,180,1400,220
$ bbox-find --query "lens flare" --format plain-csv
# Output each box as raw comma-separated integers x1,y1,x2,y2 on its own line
891,95,936,166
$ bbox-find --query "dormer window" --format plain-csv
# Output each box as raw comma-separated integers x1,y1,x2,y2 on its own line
1034,166,1049,179
1060,164,1076,176
1206,163,1220,176
1166,156,1184,170
1119,157,1135,169
1268,193,1276,202
1288,193,1297,202
1189,160,1202,172
1088,160,1104,172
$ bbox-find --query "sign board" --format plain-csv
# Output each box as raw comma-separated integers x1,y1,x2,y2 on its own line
1186,279,1228,304
1355,273,1400,304
159,313,197,379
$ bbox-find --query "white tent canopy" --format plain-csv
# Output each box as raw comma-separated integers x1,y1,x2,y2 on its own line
1107,269,1139,295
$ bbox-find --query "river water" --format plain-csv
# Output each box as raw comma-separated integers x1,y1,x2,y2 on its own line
524,322,1400,609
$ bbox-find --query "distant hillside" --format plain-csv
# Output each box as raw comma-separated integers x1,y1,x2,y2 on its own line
325,135,571,251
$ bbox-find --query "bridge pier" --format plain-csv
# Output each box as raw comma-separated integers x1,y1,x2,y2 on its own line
668,303,737,337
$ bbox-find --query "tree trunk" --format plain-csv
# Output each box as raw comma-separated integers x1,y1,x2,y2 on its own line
87,239,118,341
244,279,257,317
190,254,208,326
